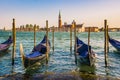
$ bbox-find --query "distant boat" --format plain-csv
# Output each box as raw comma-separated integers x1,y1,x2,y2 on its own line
76,37,96,66
20,35,50,68
0,36,13,52
109,36,120,51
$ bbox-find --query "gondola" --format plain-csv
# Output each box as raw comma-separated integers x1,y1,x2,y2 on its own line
109,36,120,51
0,36,13,52
20,35,50,68
76,37,96,66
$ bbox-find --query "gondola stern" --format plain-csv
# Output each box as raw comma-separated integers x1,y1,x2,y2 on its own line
19,43,25,67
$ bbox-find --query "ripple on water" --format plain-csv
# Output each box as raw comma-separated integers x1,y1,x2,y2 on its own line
0,32,120,78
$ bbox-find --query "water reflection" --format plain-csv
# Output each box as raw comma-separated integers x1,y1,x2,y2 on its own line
0,51,9,57
76,64,96,74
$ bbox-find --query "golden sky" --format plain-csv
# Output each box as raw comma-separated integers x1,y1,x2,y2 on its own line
0,0,120,29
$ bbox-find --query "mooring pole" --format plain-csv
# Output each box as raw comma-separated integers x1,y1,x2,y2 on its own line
88,27,92,66
46,20,49,64
107,25,109,53
34,24,36,47
52,26,54,52
104,19,108,67
12,18,16,66
74,20,77,65
70,22,72,55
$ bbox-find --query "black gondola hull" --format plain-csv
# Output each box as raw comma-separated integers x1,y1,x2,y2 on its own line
24,54,46,68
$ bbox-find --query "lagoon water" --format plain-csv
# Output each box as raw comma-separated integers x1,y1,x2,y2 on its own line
0,31,120,78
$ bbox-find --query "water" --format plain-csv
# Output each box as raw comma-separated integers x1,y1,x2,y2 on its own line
0,31,120,78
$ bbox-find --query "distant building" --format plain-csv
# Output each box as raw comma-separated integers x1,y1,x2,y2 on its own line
99,27,120,32
85,27,99,32
58,11,84,32
58,11,62,29
108,28,120,32
62,22,84,32
15,11,84,32
16,24,40,31
3,27,6,31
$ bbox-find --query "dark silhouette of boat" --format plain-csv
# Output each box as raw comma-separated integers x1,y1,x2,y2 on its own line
20,35,50,68
76,37,96,66
0,36,13,52
109,36,120,51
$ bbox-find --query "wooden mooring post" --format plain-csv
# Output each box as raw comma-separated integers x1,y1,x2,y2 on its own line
52,26,54,52
34,24,36,47
88,27,92,66
12,18,16,66
73,20,77,65
70,23,72,55
107,25,109,53
46,20,49,64
104,19,108,67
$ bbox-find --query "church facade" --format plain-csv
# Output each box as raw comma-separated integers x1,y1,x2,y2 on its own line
58,11,84,32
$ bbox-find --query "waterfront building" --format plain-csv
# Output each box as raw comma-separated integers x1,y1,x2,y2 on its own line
58,11,84,32
108,28,120,32
85,27,99,32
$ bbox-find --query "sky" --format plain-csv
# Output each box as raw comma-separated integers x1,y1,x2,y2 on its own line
0,0,120,29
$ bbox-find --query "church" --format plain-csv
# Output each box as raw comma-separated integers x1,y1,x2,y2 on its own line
58,11,84,32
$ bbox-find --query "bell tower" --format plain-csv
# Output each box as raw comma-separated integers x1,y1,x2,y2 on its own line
58,11,62,28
